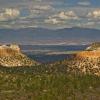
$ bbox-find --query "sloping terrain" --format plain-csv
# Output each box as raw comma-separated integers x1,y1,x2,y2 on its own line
0,45,38,67
53,50,100,76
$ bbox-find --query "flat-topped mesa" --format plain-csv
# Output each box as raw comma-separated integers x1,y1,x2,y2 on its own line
75,51,100,59
76,42,100,59
56,50,100,76
0,44,39,67
0,44,20,57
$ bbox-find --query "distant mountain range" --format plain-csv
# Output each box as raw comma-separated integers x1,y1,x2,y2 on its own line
0,27,100,45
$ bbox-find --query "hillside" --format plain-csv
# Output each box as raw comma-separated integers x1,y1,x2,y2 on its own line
53,50,100,76
0,44,38,67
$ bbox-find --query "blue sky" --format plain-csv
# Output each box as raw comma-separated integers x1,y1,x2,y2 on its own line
0,0,100,29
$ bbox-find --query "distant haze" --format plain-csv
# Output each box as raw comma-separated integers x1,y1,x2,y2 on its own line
0,27,100,45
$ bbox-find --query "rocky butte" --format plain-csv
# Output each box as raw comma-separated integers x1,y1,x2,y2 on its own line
53,42,100,76
0,44,38,67
68,43,100,76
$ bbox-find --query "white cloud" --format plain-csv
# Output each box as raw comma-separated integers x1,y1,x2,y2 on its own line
77,1,91,6
85,22,95,26
50,11,78,20
5,8,20,17
29,5,54,15
58,11,78,20
29,5,54,18
33,5,54,10
87,10,100,19
45,17,62,24
44,11,79,24
0,8,20,21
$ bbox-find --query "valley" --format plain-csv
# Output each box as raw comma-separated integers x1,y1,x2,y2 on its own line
0,0,100,99
0,42,100,100
21,44,87,63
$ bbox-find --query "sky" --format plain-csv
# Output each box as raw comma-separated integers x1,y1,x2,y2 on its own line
0,0,100,29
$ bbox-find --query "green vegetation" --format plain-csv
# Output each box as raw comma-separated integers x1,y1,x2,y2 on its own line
0,65,100,100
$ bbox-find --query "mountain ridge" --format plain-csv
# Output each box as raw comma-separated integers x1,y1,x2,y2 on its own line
0,27,100,44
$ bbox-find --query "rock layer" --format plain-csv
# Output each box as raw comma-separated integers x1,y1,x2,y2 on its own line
75,51,100,58
0,44,38,67
53,50,100,76
67,51,100,76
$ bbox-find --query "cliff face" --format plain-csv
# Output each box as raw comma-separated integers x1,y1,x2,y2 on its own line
0,44,38,67
75,51,100,58
0,45,20,57
67,51,100,76
53,50,100,76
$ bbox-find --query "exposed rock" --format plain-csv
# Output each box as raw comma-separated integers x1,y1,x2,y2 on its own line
86,42,100,51
75,51,100,58
65,43,100,76
0,44,38,67
52,47,100,76
66,51,100,76
0,44,20,57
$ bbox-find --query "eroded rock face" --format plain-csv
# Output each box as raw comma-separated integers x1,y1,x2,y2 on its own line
64,43,100,76
0,44,20,57
0,44,38,67
75,51,100,58
52,50,100,76
66,51,100,76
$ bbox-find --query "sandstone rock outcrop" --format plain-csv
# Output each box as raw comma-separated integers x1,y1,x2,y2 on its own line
53,43,100,76
75,51,100,58
66,51,100,76
64,43,100,76
0,44,20,57
0,44,38,67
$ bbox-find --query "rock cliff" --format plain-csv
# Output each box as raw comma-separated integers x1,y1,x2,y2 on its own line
66,51,100,76
53,44,100,76
75,51,100,58
0,44,38,67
